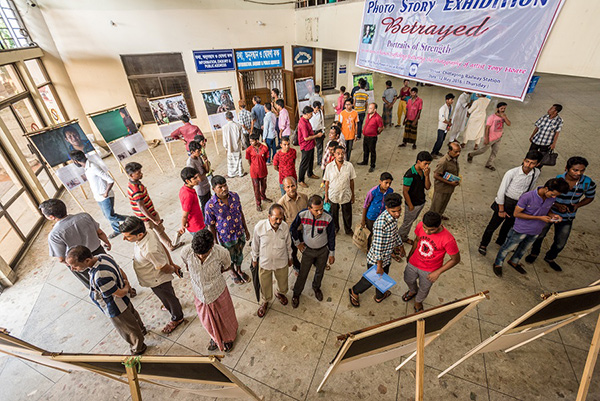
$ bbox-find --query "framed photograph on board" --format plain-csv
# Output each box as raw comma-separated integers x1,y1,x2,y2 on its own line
107,132,149,162
88,105,138,143
294,77,314,117
29,121,94,167
201,88,237,131
148,94,190,126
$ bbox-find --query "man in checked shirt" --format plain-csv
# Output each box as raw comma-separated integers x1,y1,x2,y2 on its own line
349,193,405,307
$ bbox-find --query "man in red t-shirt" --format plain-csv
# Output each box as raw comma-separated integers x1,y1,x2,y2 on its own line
178,167,206,235
169,114,202,153
273,137,297,196
402,211,460,312
246,133,273,211
357,103,384,172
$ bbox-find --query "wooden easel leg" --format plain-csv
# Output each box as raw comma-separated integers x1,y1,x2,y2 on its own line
415,319,425,401
146,148,164,174
79,185,88,200
210,130,220,155
125,365,143,401
107,170,127,199
166,141,176,167
65,187,85,212
576,313,600,401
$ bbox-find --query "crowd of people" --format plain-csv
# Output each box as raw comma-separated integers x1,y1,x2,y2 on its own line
42,79,595,357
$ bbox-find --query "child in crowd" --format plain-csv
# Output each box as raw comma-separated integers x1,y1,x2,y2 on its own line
339,99,358,160
246,133,272,211
273,137,297,195
178,167,206,236
361,172,394,247
186,141,212,211
125,162,182,251
321,140,338,172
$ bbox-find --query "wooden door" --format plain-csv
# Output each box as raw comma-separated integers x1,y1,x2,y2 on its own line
293,64,315,80
283,69,297,128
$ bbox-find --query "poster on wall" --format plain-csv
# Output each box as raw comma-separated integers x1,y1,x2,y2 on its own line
201,88,237,131
148,94,190,126
107,132,149,162
55,162,87,190
352,73,375,104
29,122,94,167
88,105,138,143
355,0,566,100
294,77,315,117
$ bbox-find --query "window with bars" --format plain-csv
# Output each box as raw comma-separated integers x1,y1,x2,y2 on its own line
0,0,34,50
121,53,196,124
321,49,337,90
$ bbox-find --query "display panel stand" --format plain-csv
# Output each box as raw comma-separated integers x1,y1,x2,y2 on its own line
317,292,488,398
440,283,600,400
0,329,261,400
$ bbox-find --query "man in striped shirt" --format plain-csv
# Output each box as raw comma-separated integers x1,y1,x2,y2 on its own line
66,246,147,355
353,80,369,140
125,162,182,251
526,156,596,271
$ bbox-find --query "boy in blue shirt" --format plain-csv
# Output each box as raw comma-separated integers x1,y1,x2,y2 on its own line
361,172,394,248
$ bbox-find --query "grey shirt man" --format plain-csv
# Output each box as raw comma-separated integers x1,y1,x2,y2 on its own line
48,213,102,258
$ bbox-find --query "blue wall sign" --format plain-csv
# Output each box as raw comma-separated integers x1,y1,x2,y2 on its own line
293,46,314,66
193,49,235,72
235,48,283,70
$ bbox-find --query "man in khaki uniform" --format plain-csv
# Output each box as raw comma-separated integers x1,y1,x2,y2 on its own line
430,142,461,219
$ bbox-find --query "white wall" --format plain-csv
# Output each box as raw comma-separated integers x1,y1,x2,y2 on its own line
24,0,295,140
295,0,600,80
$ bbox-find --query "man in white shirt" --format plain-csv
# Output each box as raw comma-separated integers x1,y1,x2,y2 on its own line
308,84,325,112
324,146,357,235
70,150,127,238
478,150,543,255
251,204,292,318
431,93,455,157
310,101,325,166
120,216,186,334
221,111,245,178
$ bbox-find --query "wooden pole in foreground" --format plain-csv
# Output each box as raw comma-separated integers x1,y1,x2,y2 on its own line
415,319,425,401
125,364,143,401
576,313,600,401
146,148,164,174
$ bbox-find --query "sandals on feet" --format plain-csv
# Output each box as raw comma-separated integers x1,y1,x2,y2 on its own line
161,318,186,334
257,303,268,318
402,291,416,302
478,245,487,256
223,342,234,353
414,304,424,313
374,290,392,303
207,339,218,351
348,288,360,307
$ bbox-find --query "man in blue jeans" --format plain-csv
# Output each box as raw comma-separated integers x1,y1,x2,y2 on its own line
525,156,596,271
70,150,128,238
493,178,569,277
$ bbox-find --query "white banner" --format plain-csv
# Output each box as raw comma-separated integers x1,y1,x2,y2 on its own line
356,0,565,100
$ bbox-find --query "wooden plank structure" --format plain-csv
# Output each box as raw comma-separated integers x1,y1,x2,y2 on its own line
439,282,600,401
0,329,260,400
317,291,489,400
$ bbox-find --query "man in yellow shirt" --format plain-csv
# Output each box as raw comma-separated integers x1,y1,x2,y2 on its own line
353,80,369,141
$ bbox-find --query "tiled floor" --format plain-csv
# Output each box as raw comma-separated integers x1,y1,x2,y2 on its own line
1,73,599,400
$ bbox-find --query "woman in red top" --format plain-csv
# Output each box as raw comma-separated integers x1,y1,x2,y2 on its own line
179,167,206,235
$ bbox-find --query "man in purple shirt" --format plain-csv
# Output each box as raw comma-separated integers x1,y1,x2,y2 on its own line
204,175,251,284
493,178,569,277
